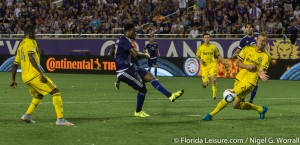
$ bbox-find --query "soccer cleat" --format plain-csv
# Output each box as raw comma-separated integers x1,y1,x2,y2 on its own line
202,84,207,88
56,118,74,126
202,113,212,121
212,96,216,100
114,82,120,90
134,110,150,117
21,114,35,123
259,106,268,120
169,90,184,102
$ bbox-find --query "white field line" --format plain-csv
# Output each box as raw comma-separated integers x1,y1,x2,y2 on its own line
0,98,299,105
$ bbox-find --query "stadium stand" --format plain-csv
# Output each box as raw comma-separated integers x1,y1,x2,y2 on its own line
0,0,300,38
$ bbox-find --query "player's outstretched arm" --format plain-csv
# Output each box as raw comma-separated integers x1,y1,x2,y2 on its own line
236,59,257,72
195,56,205,65
143,48,147,53
217,55,229,66
29,53,47,83
10,63,18,89
108,44,115,57
231,49,241,59
130,48,150,59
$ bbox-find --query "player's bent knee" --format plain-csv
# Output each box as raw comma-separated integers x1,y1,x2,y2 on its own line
232,103,240,109
139,87,147,94
35,94,44,100
233,106,240,109
52,92,61,97
144,72,155,82
211,77,217,82
50,88,60,95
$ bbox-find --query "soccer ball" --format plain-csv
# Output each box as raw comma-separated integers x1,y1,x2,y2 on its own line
223,89,236,103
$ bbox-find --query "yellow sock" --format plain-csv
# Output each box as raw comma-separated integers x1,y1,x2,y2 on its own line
210,99,228,116
26,98,41,115
53,92,63,118
240,102,263,112
212,83,217,98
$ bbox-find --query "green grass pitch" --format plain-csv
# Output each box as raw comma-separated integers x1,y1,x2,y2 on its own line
0,72,299,145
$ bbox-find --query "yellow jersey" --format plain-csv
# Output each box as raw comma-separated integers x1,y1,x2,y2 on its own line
196,43,220,67
14,38,40,83
236,45,271,85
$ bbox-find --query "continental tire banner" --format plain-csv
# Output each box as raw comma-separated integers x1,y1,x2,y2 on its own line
39,56,187,75
0,55,299,80
41,56,115,74
0,38,300,59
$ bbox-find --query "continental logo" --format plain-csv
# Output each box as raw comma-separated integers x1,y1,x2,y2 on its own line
183,58,200,76
271,39,299,59
46,57,115,72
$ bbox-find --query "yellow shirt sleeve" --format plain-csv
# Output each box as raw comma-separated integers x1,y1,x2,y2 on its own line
237,46,250,60
260,52,271,70
214,45,220,57
14,48,21,65
15,38,40,83
196,46,202,58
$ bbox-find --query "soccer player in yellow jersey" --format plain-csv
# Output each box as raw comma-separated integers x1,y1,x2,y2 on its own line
202,32,270,121
9,25,74,126
196,33,229,100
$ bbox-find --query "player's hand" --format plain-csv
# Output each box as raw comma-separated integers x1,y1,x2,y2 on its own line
40,75,47,83
10,81,17,89
259,71,269,81
144,53,150,59
200,59,206,65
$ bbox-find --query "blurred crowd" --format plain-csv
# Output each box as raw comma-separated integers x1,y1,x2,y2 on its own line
0,0,300,38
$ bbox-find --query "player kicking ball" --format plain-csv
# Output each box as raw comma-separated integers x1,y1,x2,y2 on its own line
203,32,270,121
113,23,184,117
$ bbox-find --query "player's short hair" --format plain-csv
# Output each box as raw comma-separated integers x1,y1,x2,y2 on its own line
203,33,210,37
258,32,267,38
24,25,35,37
246,23,254,28
124,23,135,32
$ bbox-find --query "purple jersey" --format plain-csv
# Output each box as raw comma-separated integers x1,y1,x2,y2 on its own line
238,33,258,50
115,36,133,72
288,25,300,35
144,43,158,59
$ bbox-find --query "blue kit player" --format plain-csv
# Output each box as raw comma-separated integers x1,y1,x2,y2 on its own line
233,23,258,57
232,23,259,103
144,36,160,77
114,23,184,117
110,39,139,90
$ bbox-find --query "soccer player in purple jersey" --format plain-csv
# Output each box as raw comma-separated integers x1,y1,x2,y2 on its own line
111,39,139,90
114,23,184,117
144,36,160,77
233,23,258,57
